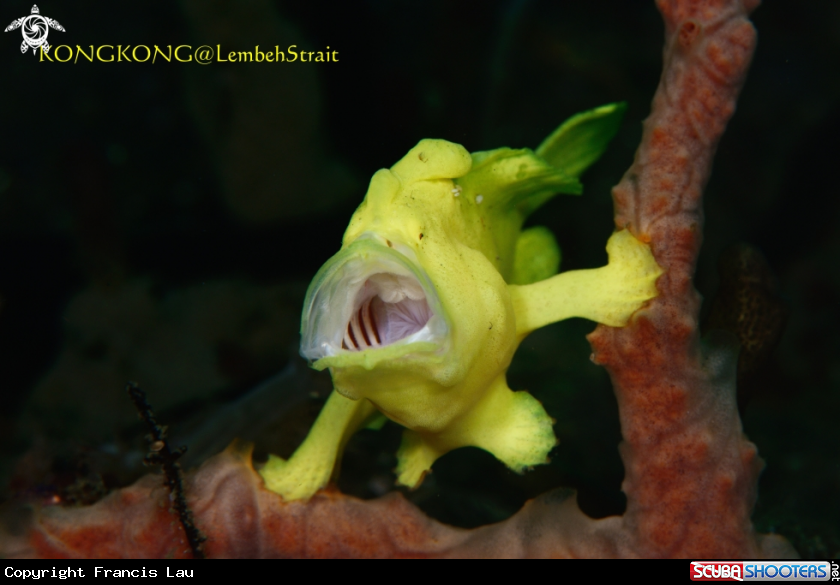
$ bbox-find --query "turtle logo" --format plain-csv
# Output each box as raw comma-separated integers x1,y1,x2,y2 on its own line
4,5,65,55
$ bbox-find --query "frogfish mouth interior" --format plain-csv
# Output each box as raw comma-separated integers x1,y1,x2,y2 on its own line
300,238,449,365
342,275,429,351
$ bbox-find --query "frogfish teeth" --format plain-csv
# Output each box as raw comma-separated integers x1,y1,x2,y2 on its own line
260,102,663,502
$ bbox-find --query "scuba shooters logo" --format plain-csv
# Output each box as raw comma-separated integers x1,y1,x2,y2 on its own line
4,4,65,54
690,561,835,581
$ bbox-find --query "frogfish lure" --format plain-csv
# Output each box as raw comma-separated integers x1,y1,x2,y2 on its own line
260,103,663,501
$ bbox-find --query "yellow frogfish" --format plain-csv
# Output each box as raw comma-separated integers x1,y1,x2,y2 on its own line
260,103,663,501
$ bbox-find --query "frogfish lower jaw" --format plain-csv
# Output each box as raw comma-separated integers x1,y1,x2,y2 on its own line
299,237,450,367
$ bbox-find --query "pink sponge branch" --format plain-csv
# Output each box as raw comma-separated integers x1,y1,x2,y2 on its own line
588,0,794,557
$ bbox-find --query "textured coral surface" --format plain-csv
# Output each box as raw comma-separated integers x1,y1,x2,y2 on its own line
587,0,774,558
0,440,795,559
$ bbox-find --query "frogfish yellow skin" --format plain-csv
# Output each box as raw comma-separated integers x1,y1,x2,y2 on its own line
260,103,663,501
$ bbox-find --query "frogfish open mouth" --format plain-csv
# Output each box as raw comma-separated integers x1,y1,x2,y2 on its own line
300,237,449,364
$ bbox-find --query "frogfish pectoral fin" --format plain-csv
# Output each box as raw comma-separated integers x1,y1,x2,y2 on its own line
510,229,662,337
395,376,556,488
260,391,377,501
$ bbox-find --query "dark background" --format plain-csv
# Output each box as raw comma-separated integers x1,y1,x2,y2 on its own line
0,0,837,558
